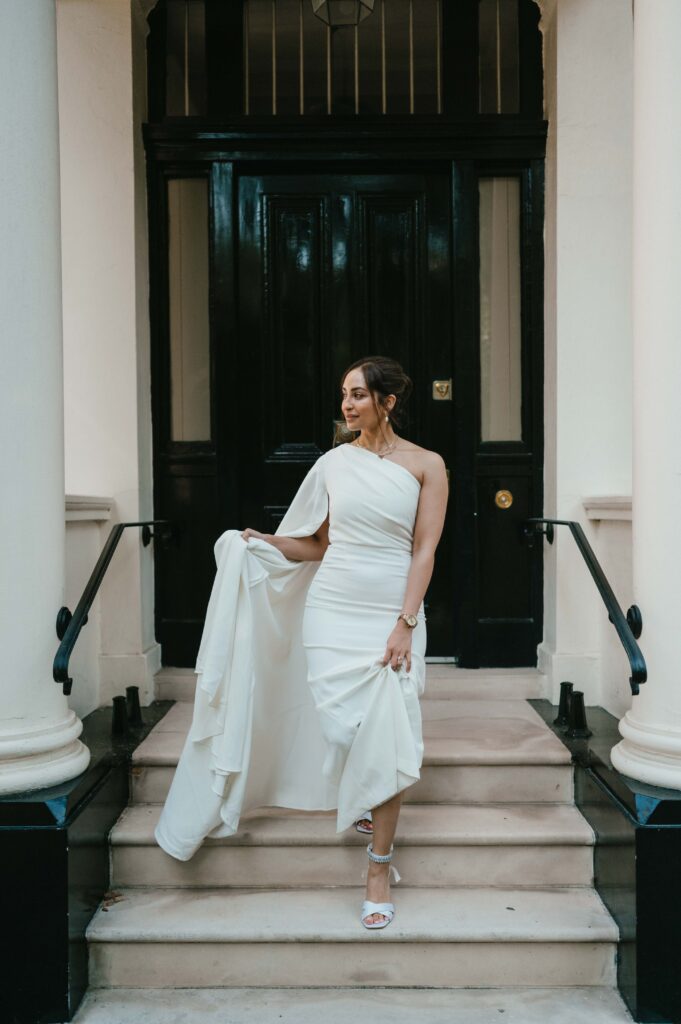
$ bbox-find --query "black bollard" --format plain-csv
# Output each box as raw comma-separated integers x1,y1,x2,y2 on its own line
126,685,143,726
112,695,129,736
565,690,592,739
553,681,573,727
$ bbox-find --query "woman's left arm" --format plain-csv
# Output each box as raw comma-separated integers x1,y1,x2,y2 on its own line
382,452,449,671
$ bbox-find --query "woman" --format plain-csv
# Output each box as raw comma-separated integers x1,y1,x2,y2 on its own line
154,356,448,931
241,356,448,929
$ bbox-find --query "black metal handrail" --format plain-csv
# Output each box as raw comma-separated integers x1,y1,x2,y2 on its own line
53,519,174,695
524,517,646,695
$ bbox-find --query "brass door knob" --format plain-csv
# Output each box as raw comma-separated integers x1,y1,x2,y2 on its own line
432,379,452,401
494,489,513,509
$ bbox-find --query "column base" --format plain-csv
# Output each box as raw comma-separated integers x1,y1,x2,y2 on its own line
0,710,90,795
611,711,681,791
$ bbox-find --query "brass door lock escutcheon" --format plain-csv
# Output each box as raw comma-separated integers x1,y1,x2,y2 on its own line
494,489,513,509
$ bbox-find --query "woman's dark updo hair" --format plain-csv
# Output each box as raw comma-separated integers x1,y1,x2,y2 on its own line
340,355,413,430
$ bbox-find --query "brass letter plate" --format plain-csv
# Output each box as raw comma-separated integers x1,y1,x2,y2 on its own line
433,379,452,401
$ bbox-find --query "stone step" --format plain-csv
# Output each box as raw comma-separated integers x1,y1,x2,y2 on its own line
132,761,573,806
86,886,618,989
130,698,573,806
154,666,546,703
71,986,634,1023
141,698,569,766
423,666,546,700
111,802,594,888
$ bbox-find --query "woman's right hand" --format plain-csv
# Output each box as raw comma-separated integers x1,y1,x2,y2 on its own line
240,526,328,563
240,527,269,542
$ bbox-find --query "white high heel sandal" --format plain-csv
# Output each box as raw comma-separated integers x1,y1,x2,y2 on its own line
361,842,401,930
355,809,373,834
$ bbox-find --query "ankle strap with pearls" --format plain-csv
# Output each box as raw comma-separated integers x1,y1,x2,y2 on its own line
367,842,394,863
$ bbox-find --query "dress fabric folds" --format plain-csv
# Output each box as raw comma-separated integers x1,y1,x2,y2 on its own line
154,442,427,862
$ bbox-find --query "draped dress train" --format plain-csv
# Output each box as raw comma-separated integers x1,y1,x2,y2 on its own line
154,441,427,862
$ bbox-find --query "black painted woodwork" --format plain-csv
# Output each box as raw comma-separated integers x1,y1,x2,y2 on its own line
0,702,172,1024
518,0,544,120
147,0,543,125
236,168,456,653
468,158,545,666
145,0,546,668
149,144,544,667
532,700,681,1024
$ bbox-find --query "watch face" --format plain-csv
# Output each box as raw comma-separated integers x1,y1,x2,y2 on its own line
405,614,417,627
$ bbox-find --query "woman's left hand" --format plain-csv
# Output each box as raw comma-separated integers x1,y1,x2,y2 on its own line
382,622,412,673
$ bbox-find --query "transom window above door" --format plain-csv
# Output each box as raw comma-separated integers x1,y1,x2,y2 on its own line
244,0,443,116
147,0,543,121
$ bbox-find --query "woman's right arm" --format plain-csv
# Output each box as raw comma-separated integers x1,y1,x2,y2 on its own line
241,515,329,562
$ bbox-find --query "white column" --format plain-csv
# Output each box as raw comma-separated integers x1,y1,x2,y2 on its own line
611,0,681,789
0,0,90,794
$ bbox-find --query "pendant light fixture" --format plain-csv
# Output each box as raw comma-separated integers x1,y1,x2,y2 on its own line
311,0,375,27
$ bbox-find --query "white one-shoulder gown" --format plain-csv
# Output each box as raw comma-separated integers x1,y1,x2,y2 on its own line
154,442,426,861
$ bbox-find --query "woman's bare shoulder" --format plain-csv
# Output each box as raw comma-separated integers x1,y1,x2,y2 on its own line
397,441,445,468
390,442,445,488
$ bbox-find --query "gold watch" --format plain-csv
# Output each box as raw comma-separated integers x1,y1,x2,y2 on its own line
398,612,418,629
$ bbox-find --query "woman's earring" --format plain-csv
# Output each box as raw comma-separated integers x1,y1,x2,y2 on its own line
385,415,389,421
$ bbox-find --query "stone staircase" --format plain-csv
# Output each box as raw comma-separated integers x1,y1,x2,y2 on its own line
79,666,631,1021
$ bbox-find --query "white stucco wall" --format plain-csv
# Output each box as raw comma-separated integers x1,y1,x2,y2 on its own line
56,0,159,708
64,501,112,718
582,503,635,718
538,0,635,715
53,0,637,718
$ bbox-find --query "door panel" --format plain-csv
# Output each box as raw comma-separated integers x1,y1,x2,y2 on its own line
262,195,326,451
475,465,537,662
461,163,544,666
360,195,420,353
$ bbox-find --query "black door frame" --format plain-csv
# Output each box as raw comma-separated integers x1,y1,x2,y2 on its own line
145,122,546,666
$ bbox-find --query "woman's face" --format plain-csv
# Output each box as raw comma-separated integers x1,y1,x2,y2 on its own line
341,368,393,430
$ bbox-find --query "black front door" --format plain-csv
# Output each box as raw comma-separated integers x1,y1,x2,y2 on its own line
153,159,543,669
236,168,455,655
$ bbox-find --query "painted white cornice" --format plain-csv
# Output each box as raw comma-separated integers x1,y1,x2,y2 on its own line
65,495,114,522
582,496,632,522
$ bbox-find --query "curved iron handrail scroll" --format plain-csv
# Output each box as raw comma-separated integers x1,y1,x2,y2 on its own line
53,519,173,695
524,517,647,696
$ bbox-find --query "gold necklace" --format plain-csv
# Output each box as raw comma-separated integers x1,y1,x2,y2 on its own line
354,436,400,458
